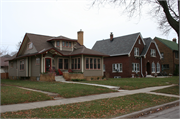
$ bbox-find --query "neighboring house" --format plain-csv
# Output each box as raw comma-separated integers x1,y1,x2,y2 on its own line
8,30,108,80
92,32,162,78
154,37,179,75
0,54,12,79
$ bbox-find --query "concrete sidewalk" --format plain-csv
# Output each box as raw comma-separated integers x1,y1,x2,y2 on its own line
1,84,178,113
60,81,120,90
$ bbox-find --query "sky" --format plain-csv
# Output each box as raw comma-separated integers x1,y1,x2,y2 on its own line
0,0,178,54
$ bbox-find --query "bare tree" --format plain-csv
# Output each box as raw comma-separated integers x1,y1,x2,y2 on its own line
0,47,9,57
92,0,179,38
16,41,21,51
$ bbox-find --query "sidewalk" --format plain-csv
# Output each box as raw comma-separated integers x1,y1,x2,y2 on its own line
1,84,179,113
60,81,120,90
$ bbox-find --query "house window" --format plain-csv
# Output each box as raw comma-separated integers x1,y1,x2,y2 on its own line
157,63,160,73
36,58,40,65
134,47,139,56
59,59,63,69
64,59,69,69
112,63,122,72
56,41,60,47
66,42,68,47
52,59,55,65
27,42,33,50
20,60,24,70
139,39,141,44
152,62,156,73
62,41,65,47
132,63,139,72
72,59,74,69
151,49,156,57
86,57,101,70
162,64,169,70
86,58,89,69
161,52,164,59
69,42,71,47
71,58,80,70
175,52,179,58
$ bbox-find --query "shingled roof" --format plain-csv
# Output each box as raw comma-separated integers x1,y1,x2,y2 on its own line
11,32,108,61
92,32,143,56
141,37,152,56
154,37,178,51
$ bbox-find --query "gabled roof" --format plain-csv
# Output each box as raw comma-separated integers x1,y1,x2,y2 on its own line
92,32,144,56
11,32,108,61
141,37,162,59
154,37,178,51
141,37,153,56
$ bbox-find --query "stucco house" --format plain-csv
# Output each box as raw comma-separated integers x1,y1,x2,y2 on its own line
154,37,179,76
92,32,162,78
8,30,108,80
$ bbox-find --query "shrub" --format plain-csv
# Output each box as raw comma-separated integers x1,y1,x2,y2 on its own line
71,79,86,81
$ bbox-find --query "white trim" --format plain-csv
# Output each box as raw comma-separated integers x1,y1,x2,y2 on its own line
29,57,31,76
26,57,28,76
128,33,146,55
141,57,144,77
151,62,156,73
41,54,43,73
112,63,123,73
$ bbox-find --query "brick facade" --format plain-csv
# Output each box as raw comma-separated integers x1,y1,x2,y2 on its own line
104,37,161,78
154,38,179,75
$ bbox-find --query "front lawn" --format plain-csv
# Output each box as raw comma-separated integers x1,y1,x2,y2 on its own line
82,76,179,90
1,93,178,118
152,85,179,95
1,79,116,98
1,85,53,105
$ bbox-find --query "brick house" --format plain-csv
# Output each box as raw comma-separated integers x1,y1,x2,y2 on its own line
154,37,179,75
7,30,108,80
92,32,162,78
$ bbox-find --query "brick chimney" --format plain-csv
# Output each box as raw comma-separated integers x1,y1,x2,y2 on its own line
110,32,113,41
172,38,176,43
77,30,83,45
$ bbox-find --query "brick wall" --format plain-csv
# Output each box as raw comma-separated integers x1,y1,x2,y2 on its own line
154,38,174,74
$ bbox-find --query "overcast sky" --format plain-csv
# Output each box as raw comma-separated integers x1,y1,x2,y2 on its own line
0,0,178,54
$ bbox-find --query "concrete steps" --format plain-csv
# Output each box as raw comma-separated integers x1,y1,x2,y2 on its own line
146,75,154,78
55,76,66,82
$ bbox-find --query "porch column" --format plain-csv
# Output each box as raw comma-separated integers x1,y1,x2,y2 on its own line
26,57,28,77
69,56,71,69
81,55,84,72
102,57,103,76
41,54,44,73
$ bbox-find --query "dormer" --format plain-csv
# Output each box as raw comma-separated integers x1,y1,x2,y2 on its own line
47,36,77,51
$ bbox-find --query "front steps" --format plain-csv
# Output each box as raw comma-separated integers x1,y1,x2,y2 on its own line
55,76,66,82
146,75,154,78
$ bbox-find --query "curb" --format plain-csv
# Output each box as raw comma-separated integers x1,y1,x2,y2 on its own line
112,100,180,119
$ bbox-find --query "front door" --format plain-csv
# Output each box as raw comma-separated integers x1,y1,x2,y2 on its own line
45,58,51,72
146,62,150,75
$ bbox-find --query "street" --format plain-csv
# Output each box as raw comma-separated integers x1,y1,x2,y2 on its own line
140,105,180,119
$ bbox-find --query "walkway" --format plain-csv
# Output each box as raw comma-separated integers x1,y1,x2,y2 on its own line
1,84,179,113
60,81,120,90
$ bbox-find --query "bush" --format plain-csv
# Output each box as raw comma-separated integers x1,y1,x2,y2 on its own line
71,79,86,81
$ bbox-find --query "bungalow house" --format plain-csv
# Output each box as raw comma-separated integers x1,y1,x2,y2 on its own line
92,32,162,78
8,30,108,80
154,37,179,75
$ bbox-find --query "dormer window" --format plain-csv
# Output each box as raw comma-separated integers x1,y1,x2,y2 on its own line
56,41,60,47
27,42,33,50
134,47,139,56
62,41,65,47
62,41,72,48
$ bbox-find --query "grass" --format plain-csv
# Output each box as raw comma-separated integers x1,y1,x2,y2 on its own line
1,93,178,118
152,85,180,95
82,76,179,90
1,79,116,98
1,85,53,105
